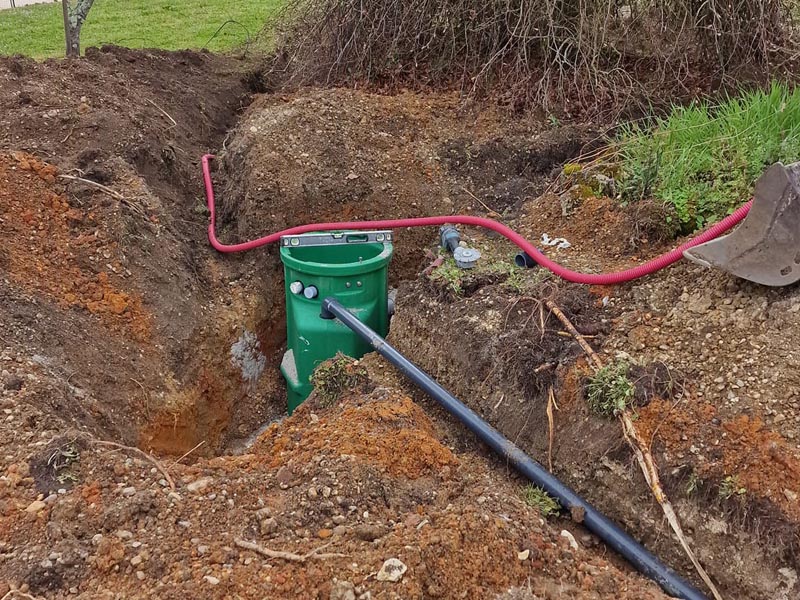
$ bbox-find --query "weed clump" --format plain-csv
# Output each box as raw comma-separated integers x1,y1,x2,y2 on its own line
430,257,464,295
310,353,370,407
521,484,561,518
586,361,635,417
719,475,747,500
618,83,800,232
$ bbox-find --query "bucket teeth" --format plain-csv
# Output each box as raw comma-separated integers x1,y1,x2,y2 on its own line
683,162,800,286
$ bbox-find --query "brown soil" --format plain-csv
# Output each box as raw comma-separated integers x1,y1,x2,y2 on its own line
2,44,798,600
0,152,151,341
0,46,287,455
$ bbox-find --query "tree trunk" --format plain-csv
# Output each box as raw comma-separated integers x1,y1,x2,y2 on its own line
62,0,95,58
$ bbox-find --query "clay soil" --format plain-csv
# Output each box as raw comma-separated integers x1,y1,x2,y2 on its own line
0,45,798,600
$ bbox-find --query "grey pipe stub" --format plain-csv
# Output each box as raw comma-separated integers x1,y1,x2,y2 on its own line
453,246,481,269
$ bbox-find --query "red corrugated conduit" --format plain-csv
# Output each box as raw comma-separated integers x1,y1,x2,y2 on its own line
202,154,752,285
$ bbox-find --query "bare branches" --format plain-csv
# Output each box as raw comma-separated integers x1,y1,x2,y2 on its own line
266,0,795,112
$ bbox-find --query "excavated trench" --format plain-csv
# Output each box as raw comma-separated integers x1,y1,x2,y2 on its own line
171,90,799,600
3,50,797,599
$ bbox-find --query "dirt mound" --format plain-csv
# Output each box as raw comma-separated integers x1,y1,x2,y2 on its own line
214,88,590,278
255,393,459,479
0,373,669,599
0,152,151,340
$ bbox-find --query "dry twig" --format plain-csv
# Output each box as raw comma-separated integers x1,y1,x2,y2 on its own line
169,440,206,468
58,174,124,200
145,98,178,127
90,439,175,490
235,539,347,562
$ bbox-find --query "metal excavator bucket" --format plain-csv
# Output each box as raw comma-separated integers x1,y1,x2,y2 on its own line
684,161,800,286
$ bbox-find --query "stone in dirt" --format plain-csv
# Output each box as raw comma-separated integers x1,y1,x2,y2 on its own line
186,477,213,493
354,523,387,542
330,580,356,600
376,558,407,582
25,500,46,513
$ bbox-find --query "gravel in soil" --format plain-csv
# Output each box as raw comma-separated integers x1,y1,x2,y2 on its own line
1,371,671,599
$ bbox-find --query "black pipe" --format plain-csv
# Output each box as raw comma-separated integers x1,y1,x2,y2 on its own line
515,251,537,268
321,297,708,600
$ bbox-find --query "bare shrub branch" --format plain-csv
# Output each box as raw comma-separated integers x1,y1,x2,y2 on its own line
263,0,795,112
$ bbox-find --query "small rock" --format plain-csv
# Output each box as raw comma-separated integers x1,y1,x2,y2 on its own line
517,549,530,561
260,517,278,536
376,558,407,582
784,489,798,502
121,486,137,497
333,525,347,536
204,575,220,585
115,530,133,540
307,487,318,499
332,515,346,525
130,555,143,566
197,546,208,556
318,529,333,539
330,580,356,600
4,375,23,391
354,523,387,542
187,477,213,493
136,570,145,581
25,500,46,513
560,530,579,550
275,466,293,486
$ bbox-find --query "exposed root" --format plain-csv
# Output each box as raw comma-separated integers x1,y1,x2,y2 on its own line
546,386,558,472
621,415,724,600
548,296,722,599
544,299,602,370
235,539,348,562
58,174,124,200
89,439,176,490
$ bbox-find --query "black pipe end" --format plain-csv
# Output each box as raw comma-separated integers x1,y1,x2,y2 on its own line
515,252,537,269
320,299,335,320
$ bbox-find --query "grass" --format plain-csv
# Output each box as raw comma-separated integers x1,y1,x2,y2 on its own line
617,82,800,233
310,353,369,407
430,257,464,295
0,0,284,59
521,484,561,518
585,361,635,417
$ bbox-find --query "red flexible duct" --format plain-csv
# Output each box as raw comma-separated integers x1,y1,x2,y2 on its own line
202,154,752,285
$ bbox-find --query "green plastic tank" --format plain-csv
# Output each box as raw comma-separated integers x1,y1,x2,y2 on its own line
279,231,394,413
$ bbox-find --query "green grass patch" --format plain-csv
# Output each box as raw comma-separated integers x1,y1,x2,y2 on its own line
586,361,635,417
521,484,561,518
618,82,800,232
310,353,369,407
0,0,284,59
